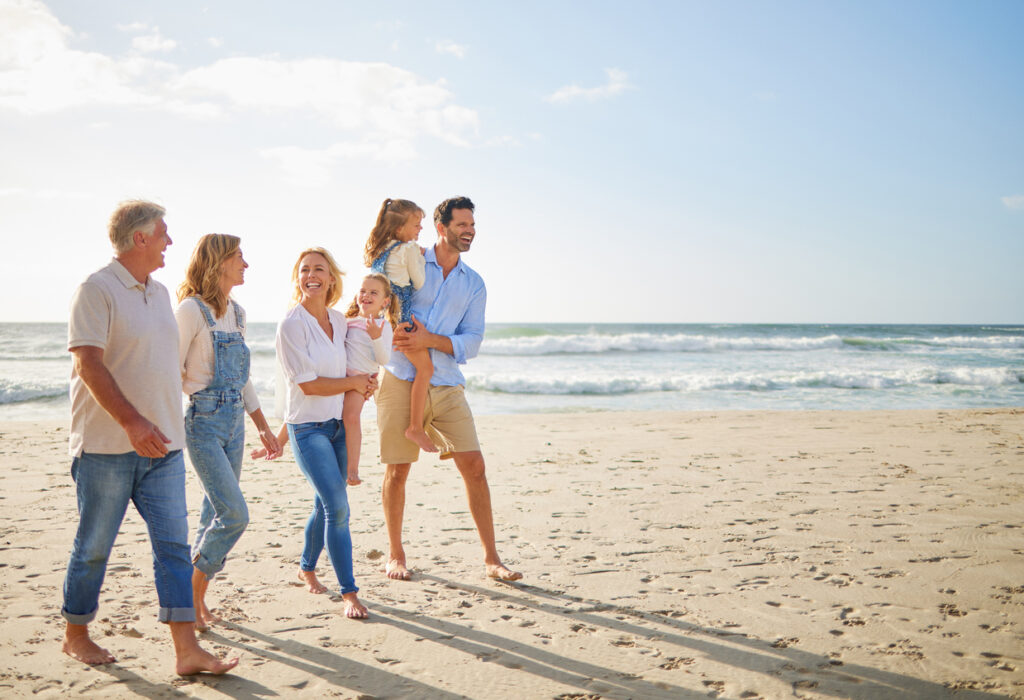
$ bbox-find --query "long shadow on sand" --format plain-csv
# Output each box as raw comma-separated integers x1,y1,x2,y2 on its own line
410,573,1007,700
202,621,466,699
93,663,273,700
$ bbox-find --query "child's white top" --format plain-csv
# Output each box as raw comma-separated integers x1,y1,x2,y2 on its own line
175,298,260,412
276,304,348,424
344,317,393,375
384,240,426,289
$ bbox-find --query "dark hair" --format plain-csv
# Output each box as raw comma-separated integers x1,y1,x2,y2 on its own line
433,196,475,228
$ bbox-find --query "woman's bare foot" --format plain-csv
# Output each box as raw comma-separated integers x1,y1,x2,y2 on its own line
342,592,368,619
175,646,239,676
63,624,116,665
298,569,328,594
404,427,438,452
486,563,523,581
192,569,222,630
385,559,412,580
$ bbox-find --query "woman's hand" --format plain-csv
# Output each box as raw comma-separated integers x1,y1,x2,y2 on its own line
258,428,283,460
350,372,378,399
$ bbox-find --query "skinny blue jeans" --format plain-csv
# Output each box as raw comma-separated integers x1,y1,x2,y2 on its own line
185,392,247,578
288,419,358,594
62,450,194,624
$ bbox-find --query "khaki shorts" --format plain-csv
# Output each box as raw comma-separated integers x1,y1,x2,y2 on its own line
377,370,480,464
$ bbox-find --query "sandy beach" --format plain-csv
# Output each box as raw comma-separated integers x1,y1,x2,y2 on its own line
1,408,1022,699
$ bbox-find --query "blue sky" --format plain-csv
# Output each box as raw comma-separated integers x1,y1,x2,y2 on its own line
1,0,1022,323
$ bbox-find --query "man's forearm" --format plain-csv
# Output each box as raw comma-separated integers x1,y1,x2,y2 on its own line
73,348,146,429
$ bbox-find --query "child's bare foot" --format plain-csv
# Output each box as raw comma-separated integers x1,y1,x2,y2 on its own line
298,569,328,594
342,592,368,619
175,646,239,676
347,471,362,486
404,427,438,452
63,625,115,665
486,563,523,581
385,559,412,580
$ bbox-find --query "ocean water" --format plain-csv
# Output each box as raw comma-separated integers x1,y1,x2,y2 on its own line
2,322,1022,422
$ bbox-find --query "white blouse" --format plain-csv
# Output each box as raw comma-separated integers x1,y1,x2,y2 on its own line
175,298,260,412
384,240,426,289
276,304,348,424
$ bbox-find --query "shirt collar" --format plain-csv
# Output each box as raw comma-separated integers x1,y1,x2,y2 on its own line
109,258,148,290
426,245,464,275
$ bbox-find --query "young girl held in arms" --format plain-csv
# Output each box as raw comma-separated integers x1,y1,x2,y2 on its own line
364,198,437,453
341,273,398,484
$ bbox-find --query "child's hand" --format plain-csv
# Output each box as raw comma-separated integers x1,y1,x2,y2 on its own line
419,246,427,256
347,471,362,486
366,317,383,340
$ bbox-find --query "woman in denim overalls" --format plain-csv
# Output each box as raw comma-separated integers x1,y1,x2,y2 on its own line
176,234,281,630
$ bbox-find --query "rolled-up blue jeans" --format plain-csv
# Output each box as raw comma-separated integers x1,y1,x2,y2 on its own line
288,419,358,594
185,392,247,578
62,450,194,624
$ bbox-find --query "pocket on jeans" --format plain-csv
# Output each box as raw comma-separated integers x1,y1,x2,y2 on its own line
190,395,220,416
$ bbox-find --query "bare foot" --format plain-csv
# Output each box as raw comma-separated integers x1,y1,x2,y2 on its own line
342,592,369,619
486,563,523,581
298,569,328,594
385,559,412,581
175,647,239,676
63,625,116,665
347,471,362,486
404,427,438,453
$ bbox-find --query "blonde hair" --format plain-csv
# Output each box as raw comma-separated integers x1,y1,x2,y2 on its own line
291,247,344,308
344,273,399,328
363,198,424,267
177,234,241,318
108,200,165,254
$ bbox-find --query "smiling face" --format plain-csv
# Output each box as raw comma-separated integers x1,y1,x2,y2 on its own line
396,213,423,243
219,247,248,290
356,276,391,318
439,208,475,253
140,218,172,271
297,252,334,303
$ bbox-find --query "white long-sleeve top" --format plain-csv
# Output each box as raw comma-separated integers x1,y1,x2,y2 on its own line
175,298,260,412
276,304,348,424
384,240,426,289
344,317,393,375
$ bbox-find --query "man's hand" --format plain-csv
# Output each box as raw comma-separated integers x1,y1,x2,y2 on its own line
392,315,432,352
124,416,171,458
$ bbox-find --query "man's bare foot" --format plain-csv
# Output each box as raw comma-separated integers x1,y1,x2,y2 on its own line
486,563,523,581
404,427,438,452
385,559,412,580
63,625,115,665
298,569,328,594
342,592,369,619
175,647,239,676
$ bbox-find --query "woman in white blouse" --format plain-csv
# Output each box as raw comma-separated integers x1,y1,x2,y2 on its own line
176,234,281,630
276,247,377,619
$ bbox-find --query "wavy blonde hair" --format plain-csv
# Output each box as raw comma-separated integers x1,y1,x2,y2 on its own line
177,233,241,318
344,273,399,328
291,247,344,308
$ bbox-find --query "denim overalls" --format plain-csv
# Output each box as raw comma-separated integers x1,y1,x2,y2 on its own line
184,297,250,578
371,241,414,326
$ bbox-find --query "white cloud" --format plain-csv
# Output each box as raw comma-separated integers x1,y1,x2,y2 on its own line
1001,194,1024,210
0,1,479,163
116,21,149,32
435,40,466,59
546,68,631,104
207,36,224,48
132,27,176,53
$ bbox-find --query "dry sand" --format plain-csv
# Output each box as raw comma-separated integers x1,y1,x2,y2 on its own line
1,408,1022,699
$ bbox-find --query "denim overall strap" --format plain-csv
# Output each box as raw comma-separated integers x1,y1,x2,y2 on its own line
189,297,249,395
370,240,403,274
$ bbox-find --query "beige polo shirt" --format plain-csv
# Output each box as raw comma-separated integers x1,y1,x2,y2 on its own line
68,259,186,457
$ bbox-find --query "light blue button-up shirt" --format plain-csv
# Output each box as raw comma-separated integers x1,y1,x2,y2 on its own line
385,245,485,387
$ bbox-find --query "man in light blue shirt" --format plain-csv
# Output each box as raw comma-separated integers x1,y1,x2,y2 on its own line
376,196,522,583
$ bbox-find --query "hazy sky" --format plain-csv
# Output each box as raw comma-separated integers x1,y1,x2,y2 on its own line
2,0,1022,323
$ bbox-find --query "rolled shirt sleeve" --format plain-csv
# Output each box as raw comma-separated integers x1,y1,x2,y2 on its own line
276,315,318,385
